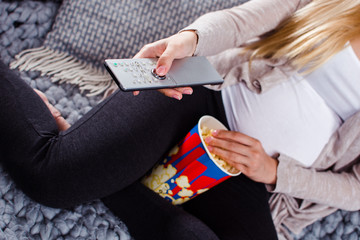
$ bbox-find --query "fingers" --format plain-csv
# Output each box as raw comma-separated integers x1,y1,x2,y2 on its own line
155,44,178,76
133,91,140,96
33,88,71,131
205,136,245,155
156,31,198,76
34,89,60,117
43,99,71,131
206,140,256,180
134,39,167,59
135,31,197,76
204,130,262,168
205,131,253,152
158,87,193,100
208,143,246,164
54,115,71,131
174,87,193,95
133,31,198,99
135,87,193,100
34,89,49,103
211,129,259,147
158,88,182,100
206,143,250,176
205,130,279,184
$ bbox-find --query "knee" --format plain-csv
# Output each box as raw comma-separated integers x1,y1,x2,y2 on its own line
3,157,79,209
9,166,73,208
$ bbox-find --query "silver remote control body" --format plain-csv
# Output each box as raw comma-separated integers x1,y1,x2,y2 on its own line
104,56,223,91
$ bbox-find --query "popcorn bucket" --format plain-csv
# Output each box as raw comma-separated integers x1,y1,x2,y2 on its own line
142,115,241,205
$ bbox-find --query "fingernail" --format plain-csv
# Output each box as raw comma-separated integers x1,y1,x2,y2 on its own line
207,145,213,152
157,66,166,75
211,130,219,136
183,89,193,95
173,94,182,100
205,136,213,143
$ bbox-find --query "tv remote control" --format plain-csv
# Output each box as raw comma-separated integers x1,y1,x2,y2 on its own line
104,56,223,91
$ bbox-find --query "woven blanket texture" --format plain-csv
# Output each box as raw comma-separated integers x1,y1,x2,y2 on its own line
1,0,359,240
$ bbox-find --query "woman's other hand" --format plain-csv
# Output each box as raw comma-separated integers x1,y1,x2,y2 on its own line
205,130,279,185
34,89,71,131
133,30,198,100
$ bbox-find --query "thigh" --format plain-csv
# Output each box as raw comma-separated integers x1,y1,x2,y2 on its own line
182,174,278,240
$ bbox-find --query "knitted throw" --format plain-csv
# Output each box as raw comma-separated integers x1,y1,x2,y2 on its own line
10,0,247,96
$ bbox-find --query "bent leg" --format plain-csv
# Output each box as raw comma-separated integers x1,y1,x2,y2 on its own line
0,60,227,208
182,174,278,240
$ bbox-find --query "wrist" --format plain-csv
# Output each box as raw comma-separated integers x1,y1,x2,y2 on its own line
179,30,199,56
267,157,279,185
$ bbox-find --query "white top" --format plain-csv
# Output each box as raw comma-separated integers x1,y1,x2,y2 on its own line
305,44,360,121
221,44,360,167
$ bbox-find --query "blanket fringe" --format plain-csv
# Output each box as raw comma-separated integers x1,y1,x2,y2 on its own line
10,46,117,97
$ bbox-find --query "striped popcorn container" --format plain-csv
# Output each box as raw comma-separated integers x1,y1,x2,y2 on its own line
142,115,241,205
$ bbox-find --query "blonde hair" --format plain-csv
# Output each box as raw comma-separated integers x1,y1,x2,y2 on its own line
246,0,360,72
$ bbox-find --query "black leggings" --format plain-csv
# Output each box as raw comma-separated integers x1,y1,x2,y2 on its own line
0,61,277,240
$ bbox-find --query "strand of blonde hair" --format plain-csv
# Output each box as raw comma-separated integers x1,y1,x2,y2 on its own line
245,0,360,73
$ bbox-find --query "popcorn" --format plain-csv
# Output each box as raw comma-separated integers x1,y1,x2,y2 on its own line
201,126,240,175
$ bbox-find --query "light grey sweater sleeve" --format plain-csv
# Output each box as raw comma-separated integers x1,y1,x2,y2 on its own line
269,111,360,211
183,0,310,56
273,155,360,211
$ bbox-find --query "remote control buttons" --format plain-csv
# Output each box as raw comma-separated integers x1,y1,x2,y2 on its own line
151,68,166,80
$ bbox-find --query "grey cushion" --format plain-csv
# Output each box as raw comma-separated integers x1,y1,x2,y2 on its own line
47,0,247,66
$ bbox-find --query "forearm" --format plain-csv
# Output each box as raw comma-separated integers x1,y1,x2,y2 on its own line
270,154,360,211
183,0,309,56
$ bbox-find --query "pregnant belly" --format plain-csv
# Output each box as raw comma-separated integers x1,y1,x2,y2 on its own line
222,75,342,167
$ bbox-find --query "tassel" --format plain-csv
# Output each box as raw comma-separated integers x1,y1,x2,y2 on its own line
10,47,113,97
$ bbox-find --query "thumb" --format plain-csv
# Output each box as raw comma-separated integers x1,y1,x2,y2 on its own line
156,45,177,76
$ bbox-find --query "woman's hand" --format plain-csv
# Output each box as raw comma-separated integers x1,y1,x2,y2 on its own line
133,30,198,100
34,89,71,131
205,130,279,185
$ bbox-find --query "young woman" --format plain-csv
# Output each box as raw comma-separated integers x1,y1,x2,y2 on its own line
137,0,360,237
1,0,359,239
